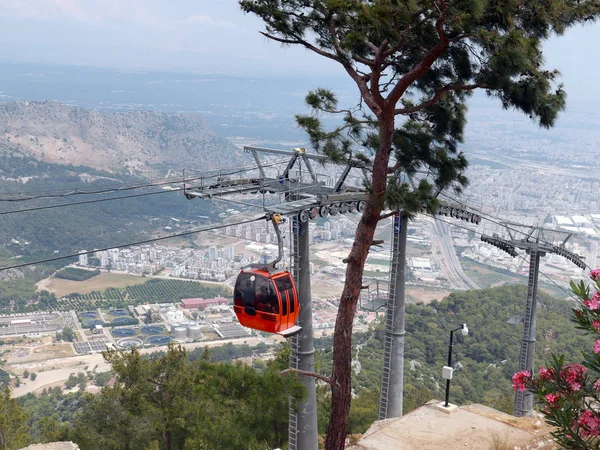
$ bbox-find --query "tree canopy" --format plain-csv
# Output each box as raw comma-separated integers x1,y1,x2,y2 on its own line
0,387,30,450
69,344,304,450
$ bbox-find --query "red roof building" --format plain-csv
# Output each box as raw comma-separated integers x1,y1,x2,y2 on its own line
181,297,230,309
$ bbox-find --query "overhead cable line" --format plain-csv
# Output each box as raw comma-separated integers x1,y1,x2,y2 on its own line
0,159,289,202
0,215,266,272
0,188,183,216
0,166,324,216
433,215,580,302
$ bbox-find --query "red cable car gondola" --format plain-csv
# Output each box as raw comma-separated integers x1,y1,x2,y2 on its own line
233,214,301,337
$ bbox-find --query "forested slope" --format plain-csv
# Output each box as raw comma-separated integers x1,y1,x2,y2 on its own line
315,284,592,433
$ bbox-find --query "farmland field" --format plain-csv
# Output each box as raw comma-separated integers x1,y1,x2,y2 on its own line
38,272,148,297
56,278,231,311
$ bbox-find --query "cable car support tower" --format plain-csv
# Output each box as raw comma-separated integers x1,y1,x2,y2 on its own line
184,146,370,450
479,223,586,417
378,205,483,419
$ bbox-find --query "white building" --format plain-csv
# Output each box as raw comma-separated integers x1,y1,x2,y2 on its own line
78,251,88,266
98,251,109,267
224,246,235,260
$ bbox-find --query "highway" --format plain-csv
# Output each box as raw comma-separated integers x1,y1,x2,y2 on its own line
433,220,480,291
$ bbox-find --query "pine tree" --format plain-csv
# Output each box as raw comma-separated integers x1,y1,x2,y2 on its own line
0,387,30,450
239,1,600,448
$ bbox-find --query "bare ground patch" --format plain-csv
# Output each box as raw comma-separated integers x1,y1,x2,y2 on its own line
37,272,148,297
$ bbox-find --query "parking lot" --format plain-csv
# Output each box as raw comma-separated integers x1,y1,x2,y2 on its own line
74,340,109,354
214,323,250,339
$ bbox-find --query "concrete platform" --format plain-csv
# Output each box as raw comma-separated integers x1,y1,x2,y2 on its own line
349,400,555,450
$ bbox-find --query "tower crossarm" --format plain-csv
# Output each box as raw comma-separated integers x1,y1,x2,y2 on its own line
433,201,482,224
480,234,519,257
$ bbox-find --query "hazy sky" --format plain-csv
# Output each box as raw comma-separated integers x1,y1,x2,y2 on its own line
1,0,600,102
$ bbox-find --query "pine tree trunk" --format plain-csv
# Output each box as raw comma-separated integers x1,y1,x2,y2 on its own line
324,113,394,450
163,430,171,450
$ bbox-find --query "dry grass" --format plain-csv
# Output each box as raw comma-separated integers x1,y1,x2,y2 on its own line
488,431,558,450
37,272,147,297
489,431,516,450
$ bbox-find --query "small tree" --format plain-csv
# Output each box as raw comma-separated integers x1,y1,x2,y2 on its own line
516,270,600,448
0,387,30,449
240,1,600,448
60,326,76,342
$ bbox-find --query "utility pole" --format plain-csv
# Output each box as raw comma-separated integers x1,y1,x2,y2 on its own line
480,224,586,416
288,217,318,450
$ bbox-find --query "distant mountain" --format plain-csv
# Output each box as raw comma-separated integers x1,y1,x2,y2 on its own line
0,101,243,174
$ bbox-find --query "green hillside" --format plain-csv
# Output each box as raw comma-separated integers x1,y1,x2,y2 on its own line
315,284,592,433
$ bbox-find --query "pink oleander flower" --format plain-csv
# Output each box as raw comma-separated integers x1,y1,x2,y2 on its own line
539,366,554,381
561,364,587,392
512,370,530,392
577,411,600,438
593,320,600,332
594,379,600,392
545,393,560,408
591,269,600,281
595,340,600,354
584,296,600,310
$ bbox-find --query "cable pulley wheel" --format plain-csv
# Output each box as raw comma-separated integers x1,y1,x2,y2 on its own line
299,210,310,223
329,204,339,216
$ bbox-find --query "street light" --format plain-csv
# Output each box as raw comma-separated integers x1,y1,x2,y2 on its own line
443,324,469,407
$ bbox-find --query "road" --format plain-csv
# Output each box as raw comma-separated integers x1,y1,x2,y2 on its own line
70,310,88,342
433,220,480,290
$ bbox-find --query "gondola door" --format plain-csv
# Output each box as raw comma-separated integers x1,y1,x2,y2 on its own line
274,274,299,332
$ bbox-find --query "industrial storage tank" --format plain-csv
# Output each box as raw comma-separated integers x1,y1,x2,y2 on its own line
170,323,180,333
187,324,202,340
173,326,188,341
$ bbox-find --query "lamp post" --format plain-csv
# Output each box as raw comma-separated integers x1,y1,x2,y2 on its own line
443,324,469,407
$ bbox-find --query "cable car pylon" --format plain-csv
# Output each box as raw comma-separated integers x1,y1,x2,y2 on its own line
378,204,482,420
184,146,371,450
479,224,586,416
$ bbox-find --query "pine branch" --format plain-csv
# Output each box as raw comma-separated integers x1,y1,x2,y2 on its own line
379,211,398,221
281,368,333,385
394,83,487,115
386,0,450,105
325,16,382,115
259,32,340,63
387,161,402,174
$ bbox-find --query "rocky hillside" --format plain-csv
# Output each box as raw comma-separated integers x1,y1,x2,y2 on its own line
0,101,242,174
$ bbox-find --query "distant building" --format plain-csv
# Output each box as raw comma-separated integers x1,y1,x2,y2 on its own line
208,246,217,261
224,246,235,260
78,251,88,266
181,297,230,309
98,251,109,268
